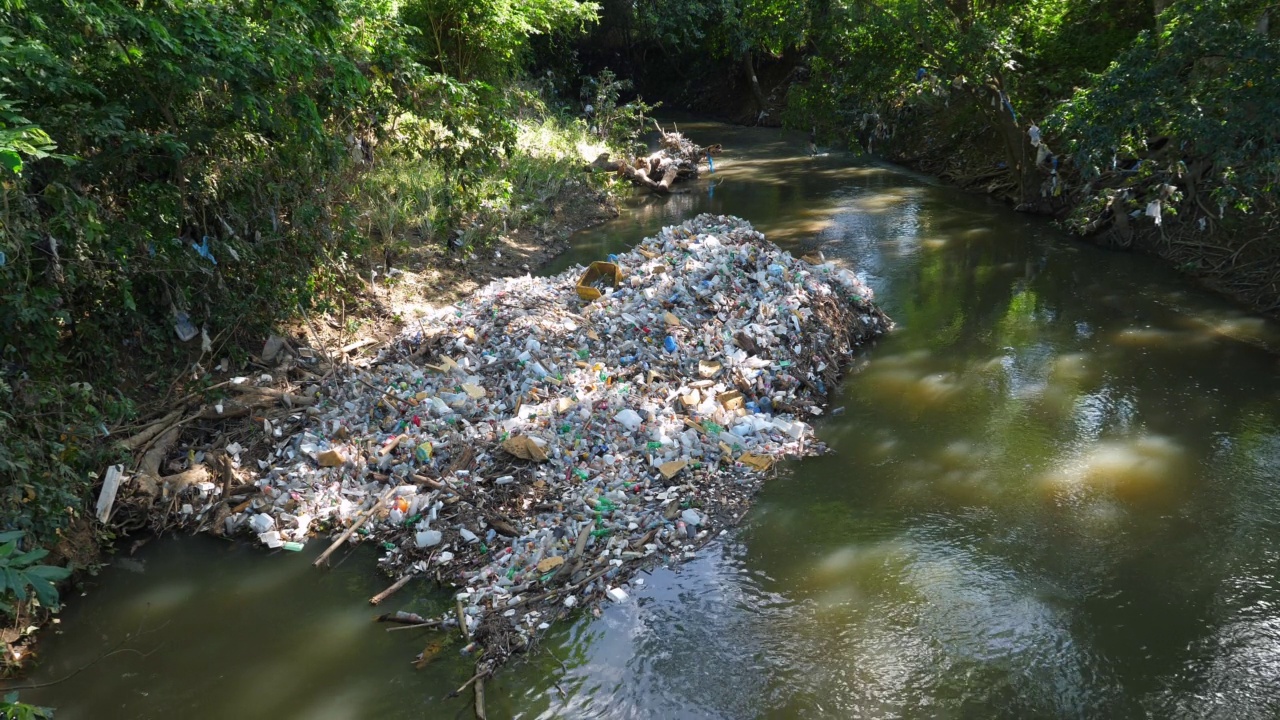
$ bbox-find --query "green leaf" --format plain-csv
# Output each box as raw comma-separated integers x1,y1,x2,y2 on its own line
0,541,15,559
26,575,60,608
26,564,72,582
3,568,27,601
0,149,21,174
10,548,49,568
0,530,26,544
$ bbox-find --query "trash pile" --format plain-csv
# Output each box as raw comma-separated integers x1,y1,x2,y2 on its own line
177,214,890,667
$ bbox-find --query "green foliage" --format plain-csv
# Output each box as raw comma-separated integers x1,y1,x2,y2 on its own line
581,69,658,154
0,97,61,176
0,530,71,615
0,693,54,720
0,378,131,542
785,0,1145,127
1051,0,1280,223
400,0,599,79
633,0,808,61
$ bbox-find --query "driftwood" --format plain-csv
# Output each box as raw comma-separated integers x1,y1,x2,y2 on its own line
160,465,214,495
139,426,182,478
313,485,398,567
588,126,721,195
121,409,184,451
369,574,416,605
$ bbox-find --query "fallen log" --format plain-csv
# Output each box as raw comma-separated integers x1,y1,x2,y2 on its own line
588,127,720,194
121,409,184,451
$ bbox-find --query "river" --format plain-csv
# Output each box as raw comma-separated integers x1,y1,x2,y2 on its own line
22,120,1280,719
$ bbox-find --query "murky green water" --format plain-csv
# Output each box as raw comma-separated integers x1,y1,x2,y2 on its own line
20,121,1280,718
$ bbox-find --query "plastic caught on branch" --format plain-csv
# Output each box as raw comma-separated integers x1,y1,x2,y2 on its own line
192,236,217,265
1001,93,1018,124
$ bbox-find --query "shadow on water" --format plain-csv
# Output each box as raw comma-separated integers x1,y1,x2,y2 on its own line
24,119,1280,719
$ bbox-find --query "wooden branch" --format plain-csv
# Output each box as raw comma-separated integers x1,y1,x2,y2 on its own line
313,485,397,567
139,425,182,478
449,664,491,699
475,672,488,720
160,464,214,495
121,409,184,451
369,574,416,605
456,597,471,642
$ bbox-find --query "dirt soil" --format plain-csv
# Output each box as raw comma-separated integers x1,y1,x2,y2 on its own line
294,182,619,356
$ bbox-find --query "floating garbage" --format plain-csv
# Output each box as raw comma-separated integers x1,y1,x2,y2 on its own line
166,214,891,671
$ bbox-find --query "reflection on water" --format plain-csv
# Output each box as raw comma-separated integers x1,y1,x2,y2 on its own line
23,120,1280,719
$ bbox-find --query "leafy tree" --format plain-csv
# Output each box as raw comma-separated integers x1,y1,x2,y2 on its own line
628,0,813,115
1051,0,1280,233
0,0,605,547
400,0,599,79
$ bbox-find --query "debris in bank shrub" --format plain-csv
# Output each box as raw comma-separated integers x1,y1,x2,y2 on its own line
155,214,890,670
587,127,722,194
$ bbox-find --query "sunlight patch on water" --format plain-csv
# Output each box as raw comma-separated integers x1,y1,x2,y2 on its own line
848,188,917,215
1110,327,1201,349
1039,435,1187,502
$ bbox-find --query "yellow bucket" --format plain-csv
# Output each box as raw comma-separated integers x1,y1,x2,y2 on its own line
576,261,623,301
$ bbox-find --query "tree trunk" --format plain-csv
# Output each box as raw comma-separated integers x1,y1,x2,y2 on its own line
742,50,767,119
1153,0,1172,35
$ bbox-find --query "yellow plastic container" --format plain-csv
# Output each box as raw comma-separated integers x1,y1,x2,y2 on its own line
576,261,623,301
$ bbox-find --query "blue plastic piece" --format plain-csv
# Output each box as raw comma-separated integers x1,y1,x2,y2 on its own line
192,236,217,265
663,336,678,353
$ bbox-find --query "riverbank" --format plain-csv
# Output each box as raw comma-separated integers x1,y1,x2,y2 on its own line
0,210,889,716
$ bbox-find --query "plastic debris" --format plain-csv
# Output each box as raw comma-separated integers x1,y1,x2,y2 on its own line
1146,200,1163,226
167,214,890,670
192,236,217,265
173,310,198,342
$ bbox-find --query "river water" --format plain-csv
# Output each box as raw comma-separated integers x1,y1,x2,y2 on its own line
22,121,1280,718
